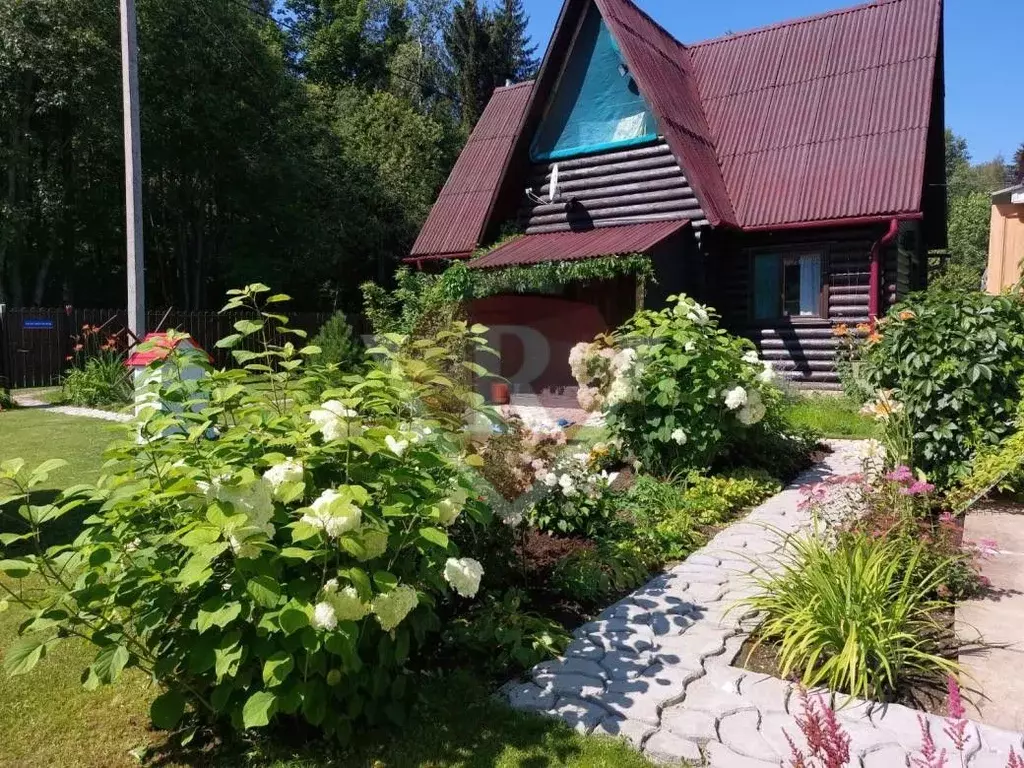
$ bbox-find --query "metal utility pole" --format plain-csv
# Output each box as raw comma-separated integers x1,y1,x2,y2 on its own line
120,0,145,341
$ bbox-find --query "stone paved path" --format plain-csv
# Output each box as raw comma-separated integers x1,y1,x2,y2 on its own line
12,393,132,423
503,441,1024,766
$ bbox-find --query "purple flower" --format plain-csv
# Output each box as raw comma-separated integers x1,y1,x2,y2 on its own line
886,465,914,483
906,480,935,496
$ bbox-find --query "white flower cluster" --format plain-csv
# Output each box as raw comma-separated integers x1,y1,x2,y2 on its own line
262,458,304,500
436,485,469,527
673,295,710,325
569,342,643,413
443,557,484,598
314,579,371,627
722,385,766,426
301,489,362,539
533,452,615,501
742,349,776,384
199,475,276,559
371,584,419,631
309,400,363,442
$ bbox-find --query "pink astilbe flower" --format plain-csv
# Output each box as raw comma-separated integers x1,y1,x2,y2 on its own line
902,480,936,496
786,687,852,768
886,465,914,483
911,715,949,768
1007,749,1023,768
942,676,970,756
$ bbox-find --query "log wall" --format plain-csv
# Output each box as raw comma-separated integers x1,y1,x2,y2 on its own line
707,226,911,391
518,140,707,235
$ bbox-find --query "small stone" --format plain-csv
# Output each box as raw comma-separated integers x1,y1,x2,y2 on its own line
504,682,556,711
643,729,702,763
661,707,719,741
552,696,609,733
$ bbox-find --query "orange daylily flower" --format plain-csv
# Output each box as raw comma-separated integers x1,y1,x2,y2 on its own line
833,323,849,337
855,322,872,335
899,310,916,321
867,331,883,344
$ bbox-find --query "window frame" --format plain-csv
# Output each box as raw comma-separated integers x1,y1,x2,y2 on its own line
747,245,829,322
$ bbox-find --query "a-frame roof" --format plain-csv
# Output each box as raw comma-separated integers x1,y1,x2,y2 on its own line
410,0,943,261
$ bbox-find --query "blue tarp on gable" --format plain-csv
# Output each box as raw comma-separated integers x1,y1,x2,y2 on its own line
531,4,658,162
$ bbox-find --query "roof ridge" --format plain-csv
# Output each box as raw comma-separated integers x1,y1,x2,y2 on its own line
603,0,686,52
494,80,536,92
688,0,933,49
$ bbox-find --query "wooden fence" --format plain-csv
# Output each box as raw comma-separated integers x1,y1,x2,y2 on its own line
0,306,358,389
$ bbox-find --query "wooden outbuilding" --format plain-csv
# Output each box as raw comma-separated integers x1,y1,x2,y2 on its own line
986,184,1024,294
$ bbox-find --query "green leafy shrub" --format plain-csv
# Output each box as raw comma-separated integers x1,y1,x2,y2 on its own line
310,312,364,372
951,394,1024,509
570,294,791,475
0,389,14,410
0,285,499,742
62,354,133,407
550,543,649,605
861,292,1024,488
526,451,617,538
743,531,958,701
443,588,570,674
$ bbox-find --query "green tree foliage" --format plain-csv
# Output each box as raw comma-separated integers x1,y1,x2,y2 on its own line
445,0,537,130
1009,143,1024,186
0,0,541,311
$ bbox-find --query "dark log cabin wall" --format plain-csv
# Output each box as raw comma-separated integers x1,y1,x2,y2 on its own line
705,222,919,391
519,139,708,234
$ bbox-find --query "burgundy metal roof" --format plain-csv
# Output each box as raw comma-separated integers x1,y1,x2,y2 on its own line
689,0,942,228
410,0,943,259
594,0,738,228
409,82,533,258
468,220,689,269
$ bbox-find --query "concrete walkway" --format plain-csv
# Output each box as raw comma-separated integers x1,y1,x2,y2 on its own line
12,393,132,423
958,508,1024,732
504,442,1024,766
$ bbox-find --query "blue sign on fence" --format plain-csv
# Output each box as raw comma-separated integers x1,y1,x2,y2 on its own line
23,319,55,330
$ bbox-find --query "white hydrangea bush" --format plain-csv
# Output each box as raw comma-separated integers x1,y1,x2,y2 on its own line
570,294,784,474
0,285,493,742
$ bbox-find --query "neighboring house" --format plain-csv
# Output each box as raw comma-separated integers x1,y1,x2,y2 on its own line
410,0,946,392
986,184,1024,294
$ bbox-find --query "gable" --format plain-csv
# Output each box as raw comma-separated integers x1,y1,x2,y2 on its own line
531,4,658,162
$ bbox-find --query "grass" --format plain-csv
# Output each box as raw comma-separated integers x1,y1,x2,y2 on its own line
0,408,656,767
783,394,879,439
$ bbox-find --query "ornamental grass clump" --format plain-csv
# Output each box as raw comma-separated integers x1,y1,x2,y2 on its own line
0,284,498,743
570,294,785,475
744,531,958,701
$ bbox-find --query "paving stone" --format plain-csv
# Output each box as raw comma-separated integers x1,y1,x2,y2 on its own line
759,711,806,759
532,672,605,700
638,662,704,708
738,673,791,714
681,582,729,603
592,715,656,748
670,565,730,585
599,648,654,680
533,657,607,681
661,707,719,742
551,696,609,733
976,723,1024,763
598,601,651,624
588,630,656,655
655,627,732,665
861,744,909,767
688,553,724,567
564,638,606,661
705,740,780,767
719,709,782,760
504,682,556,711
643,729,702,763
600,679,665,725
648,611,696,636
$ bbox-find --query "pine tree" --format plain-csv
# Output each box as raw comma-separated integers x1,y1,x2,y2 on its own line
1009,143,1024,186
444,0,492,129
489,0,538,84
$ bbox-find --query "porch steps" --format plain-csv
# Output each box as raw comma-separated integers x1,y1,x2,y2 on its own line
749,326,842,392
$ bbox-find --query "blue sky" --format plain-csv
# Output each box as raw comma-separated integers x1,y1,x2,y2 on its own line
519,0,1023,164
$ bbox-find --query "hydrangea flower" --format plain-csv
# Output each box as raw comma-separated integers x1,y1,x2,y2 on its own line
757,363,776,384
353,528,389,562
443,557,484,598
312,601,338,631
302,489,362,539
372,584,418,631
724,386,749,411
310,400,363,441
200,475,276,538
742,350,761,365
262,458,304,499
737,389,766,426
385,435,409,457
437,486,468,527
322,581,370,621
671,428,687,445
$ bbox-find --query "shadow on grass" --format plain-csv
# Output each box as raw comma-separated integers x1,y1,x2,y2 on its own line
0,490,99,557
144,671,630,768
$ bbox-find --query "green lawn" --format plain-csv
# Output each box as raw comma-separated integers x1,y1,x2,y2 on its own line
783,394,879,440
0,408,656,768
